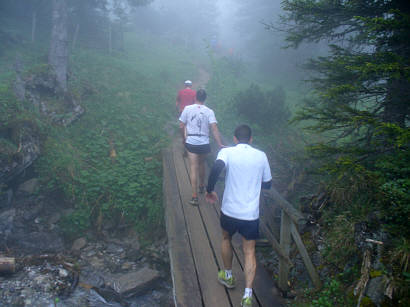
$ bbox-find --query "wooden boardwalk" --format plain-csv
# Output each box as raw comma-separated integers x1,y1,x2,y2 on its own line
163,141,283,307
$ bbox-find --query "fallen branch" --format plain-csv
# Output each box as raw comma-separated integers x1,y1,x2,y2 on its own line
365,238,383,245
0,257,15,274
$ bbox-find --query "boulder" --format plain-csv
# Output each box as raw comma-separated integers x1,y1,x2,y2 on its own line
18,178,39,194
72,237,87,251
0,129,40,185
0,189,13,208
0,209,16,245
7,231,64,253
113,267,160,298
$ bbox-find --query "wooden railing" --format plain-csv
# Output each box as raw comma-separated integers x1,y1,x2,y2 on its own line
209,137,321,294
260,189,321,292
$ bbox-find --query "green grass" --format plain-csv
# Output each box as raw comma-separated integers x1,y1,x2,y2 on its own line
0,27,206,241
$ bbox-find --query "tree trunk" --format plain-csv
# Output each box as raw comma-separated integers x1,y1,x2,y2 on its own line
119,21,124,51
72,23,80,50
383,79,410,127
108,21,112,55
31,11,37,43
48,0,68,92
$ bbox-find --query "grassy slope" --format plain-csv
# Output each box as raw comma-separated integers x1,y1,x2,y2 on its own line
1,28,203,240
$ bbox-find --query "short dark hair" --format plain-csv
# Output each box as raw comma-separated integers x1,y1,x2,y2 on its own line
196,89,207,102
234,124,252,143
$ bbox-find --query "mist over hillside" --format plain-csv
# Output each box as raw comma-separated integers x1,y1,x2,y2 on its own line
0,1,408,307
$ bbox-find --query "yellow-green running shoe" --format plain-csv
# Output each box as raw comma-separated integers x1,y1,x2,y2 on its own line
217,270,235,288
241,296,253,307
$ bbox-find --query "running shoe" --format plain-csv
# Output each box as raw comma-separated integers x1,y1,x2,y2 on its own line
189,197,199,206
217,270,235,289
241,296,252,307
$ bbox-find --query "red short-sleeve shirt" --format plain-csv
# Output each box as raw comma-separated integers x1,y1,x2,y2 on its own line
177,88,196,113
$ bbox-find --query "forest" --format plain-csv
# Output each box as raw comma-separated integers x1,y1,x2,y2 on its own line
0,0,408,306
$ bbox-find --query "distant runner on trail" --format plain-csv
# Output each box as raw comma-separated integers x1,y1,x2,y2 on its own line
205,124,272,307
179,89,224,206
176,80,196,114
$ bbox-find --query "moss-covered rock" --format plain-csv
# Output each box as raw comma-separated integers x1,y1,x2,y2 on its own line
360,296,376,307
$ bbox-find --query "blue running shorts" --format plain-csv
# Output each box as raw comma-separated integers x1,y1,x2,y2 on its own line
220,212,259,240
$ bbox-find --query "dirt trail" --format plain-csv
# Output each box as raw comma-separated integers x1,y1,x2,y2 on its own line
193,66,210,89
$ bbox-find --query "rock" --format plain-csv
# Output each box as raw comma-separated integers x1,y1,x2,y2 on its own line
18,178,39,194
0,209,16,243
58,268,69,278
7,231,64,253
86,250,96,257
48,212,61,225
106,243,124,254
0,189,13,208
89,256,104,269
366,276,385,306
21,204,42,222
113,267,160,298
0,208,16,226
80,269,105,288
72,237,87,251
0,127,40,185
121,262,134,271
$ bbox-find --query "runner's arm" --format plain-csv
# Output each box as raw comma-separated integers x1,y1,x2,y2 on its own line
179,121,186,143
176,92,180,107
261,180,272,189
210,123,224,148
206,159,225,193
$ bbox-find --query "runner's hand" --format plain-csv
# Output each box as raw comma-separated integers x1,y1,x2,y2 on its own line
205,191,218,204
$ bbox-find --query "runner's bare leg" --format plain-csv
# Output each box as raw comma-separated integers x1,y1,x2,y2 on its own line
187,151,198,197
198,154,206,188
221,230,233,269
242,238,256,289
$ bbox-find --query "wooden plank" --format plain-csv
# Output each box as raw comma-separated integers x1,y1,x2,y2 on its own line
185,154,247,307
278,211,291,292
162,148,202,307
290,222,322,289
172,142,231,307
212,183,283,306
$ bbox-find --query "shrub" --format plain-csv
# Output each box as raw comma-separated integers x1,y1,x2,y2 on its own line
235,84,290,131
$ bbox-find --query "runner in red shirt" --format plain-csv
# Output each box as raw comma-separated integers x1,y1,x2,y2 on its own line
176,80,196,114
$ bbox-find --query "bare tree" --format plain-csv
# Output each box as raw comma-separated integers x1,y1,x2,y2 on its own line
48,0,68,92
31,10,37,43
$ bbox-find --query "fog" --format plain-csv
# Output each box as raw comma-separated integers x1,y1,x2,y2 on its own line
132,0,327,81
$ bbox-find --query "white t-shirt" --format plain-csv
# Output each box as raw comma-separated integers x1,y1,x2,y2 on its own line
217,143,272,221
179,104,217,145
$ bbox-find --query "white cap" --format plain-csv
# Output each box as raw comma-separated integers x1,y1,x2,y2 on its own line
184,80,192,85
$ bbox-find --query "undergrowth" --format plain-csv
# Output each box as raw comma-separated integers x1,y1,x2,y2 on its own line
1,29,202,241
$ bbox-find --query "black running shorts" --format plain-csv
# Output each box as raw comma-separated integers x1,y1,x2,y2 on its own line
220,212,259,240
185,143,211,155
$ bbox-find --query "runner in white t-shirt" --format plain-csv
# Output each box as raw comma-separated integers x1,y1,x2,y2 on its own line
179,89,224,206
205,124,272,307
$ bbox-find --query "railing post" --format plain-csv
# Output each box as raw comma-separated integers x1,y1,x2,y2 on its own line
278,210,291,293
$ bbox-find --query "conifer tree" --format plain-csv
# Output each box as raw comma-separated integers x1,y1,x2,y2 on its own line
277,0,410,236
